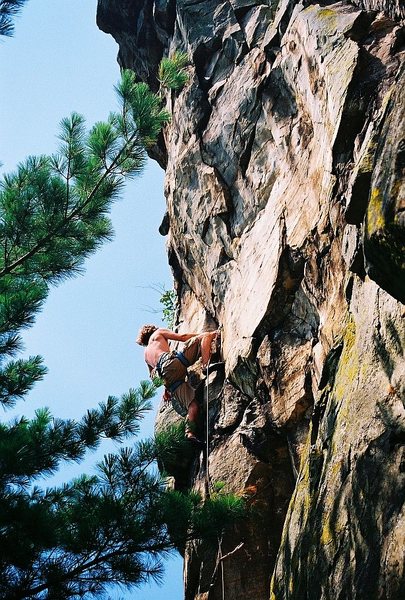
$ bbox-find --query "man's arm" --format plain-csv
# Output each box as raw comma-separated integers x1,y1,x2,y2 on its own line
157,328,198,343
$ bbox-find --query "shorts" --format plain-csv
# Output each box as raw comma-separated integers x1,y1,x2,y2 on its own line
157,336,203,417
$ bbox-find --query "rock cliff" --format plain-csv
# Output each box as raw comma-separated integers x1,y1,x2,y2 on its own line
97,1,404,598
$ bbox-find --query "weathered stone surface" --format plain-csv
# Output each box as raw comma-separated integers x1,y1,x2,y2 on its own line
364,65,405,302
97,0,165,88
271,280,405,600
99,0,405,598
350,0,405,21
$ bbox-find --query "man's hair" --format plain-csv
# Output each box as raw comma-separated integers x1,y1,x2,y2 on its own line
136,324,158,346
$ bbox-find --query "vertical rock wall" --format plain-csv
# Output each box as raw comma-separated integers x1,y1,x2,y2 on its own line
98,1,404,598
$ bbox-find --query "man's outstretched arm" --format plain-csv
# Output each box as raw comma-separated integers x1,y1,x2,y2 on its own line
157,328,198,343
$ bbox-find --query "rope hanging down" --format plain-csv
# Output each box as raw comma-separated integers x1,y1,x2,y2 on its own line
205,333,244,600
204,330,222,496
205,361,210,495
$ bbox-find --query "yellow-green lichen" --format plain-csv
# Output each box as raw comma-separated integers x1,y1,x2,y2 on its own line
320,518,334,546
343,316,356,352
358,139,377,174
320,513,347,547
334,317,358,401
318,8,336,17
329,317,362,460
316,8,338,34
367,188,386,236
330,459,343,480
294,433,315,517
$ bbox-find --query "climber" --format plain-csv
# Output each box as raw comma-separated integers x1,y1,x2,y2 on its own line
136,325,218,444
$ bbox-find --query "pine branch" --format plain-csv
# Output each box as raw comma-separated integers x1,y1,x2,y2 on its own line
0,355,47,407
0,131,139,279
0,69,177,599
8,545,166,599
0,0,28,37
0,71,169,284
0,332,23,358
0,382,156,484
158,52,189,91
0,445,245,600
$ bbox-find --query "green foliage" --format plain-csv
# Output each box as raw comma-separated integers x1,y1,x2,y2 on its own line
193,493,246,543
160,287,177,329
0,355,46,408
161,488,246,549
0,382,156,486
0,381,163,599
211,480,226,494
0,40,240,596
115,70,170,146
155,421,186,454
154,425,247,547
0,415,246,598
158,51,189,91
147,283,177,328
0,0,27,37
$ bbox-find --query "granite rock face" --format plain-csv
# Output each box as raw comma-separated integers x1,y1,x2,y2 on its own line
98,1,405,598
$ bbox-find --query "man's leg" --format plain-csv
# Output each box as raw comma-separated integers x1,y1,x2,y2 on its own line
185,400,200,439
183,330,218,367
172,382,202,442
200,330,218,366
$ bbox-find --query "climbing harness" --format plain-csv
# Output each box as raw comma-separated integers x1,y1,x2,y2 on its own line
155,352,168,378
167,379,184,394
174,350,190,367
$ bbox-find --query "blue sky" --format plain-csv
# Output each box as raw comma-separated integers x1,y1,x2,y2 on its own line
0,0,182,598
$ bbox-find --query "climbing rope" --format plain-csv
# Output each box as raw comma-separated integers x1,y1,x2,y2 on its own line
206,368,226,599
205,360,210,496
205,329,221,496
218,536,225,600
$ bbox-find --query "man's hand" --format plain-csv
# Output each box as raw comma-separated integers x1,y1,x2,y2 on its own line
163,388,172,403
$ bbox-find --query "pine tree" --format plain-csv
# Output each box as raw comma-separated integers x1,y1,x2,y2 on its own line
0,72,170,597
0,69,245,598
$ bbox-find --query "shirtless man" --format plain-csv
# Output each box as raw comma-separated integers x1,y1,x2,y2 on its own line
136,325,218,443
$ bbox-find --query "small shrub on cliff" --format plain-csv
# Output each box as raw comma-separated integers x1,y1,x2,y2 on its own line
160,287,177,328
145,284,178,329
158,51,189,91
